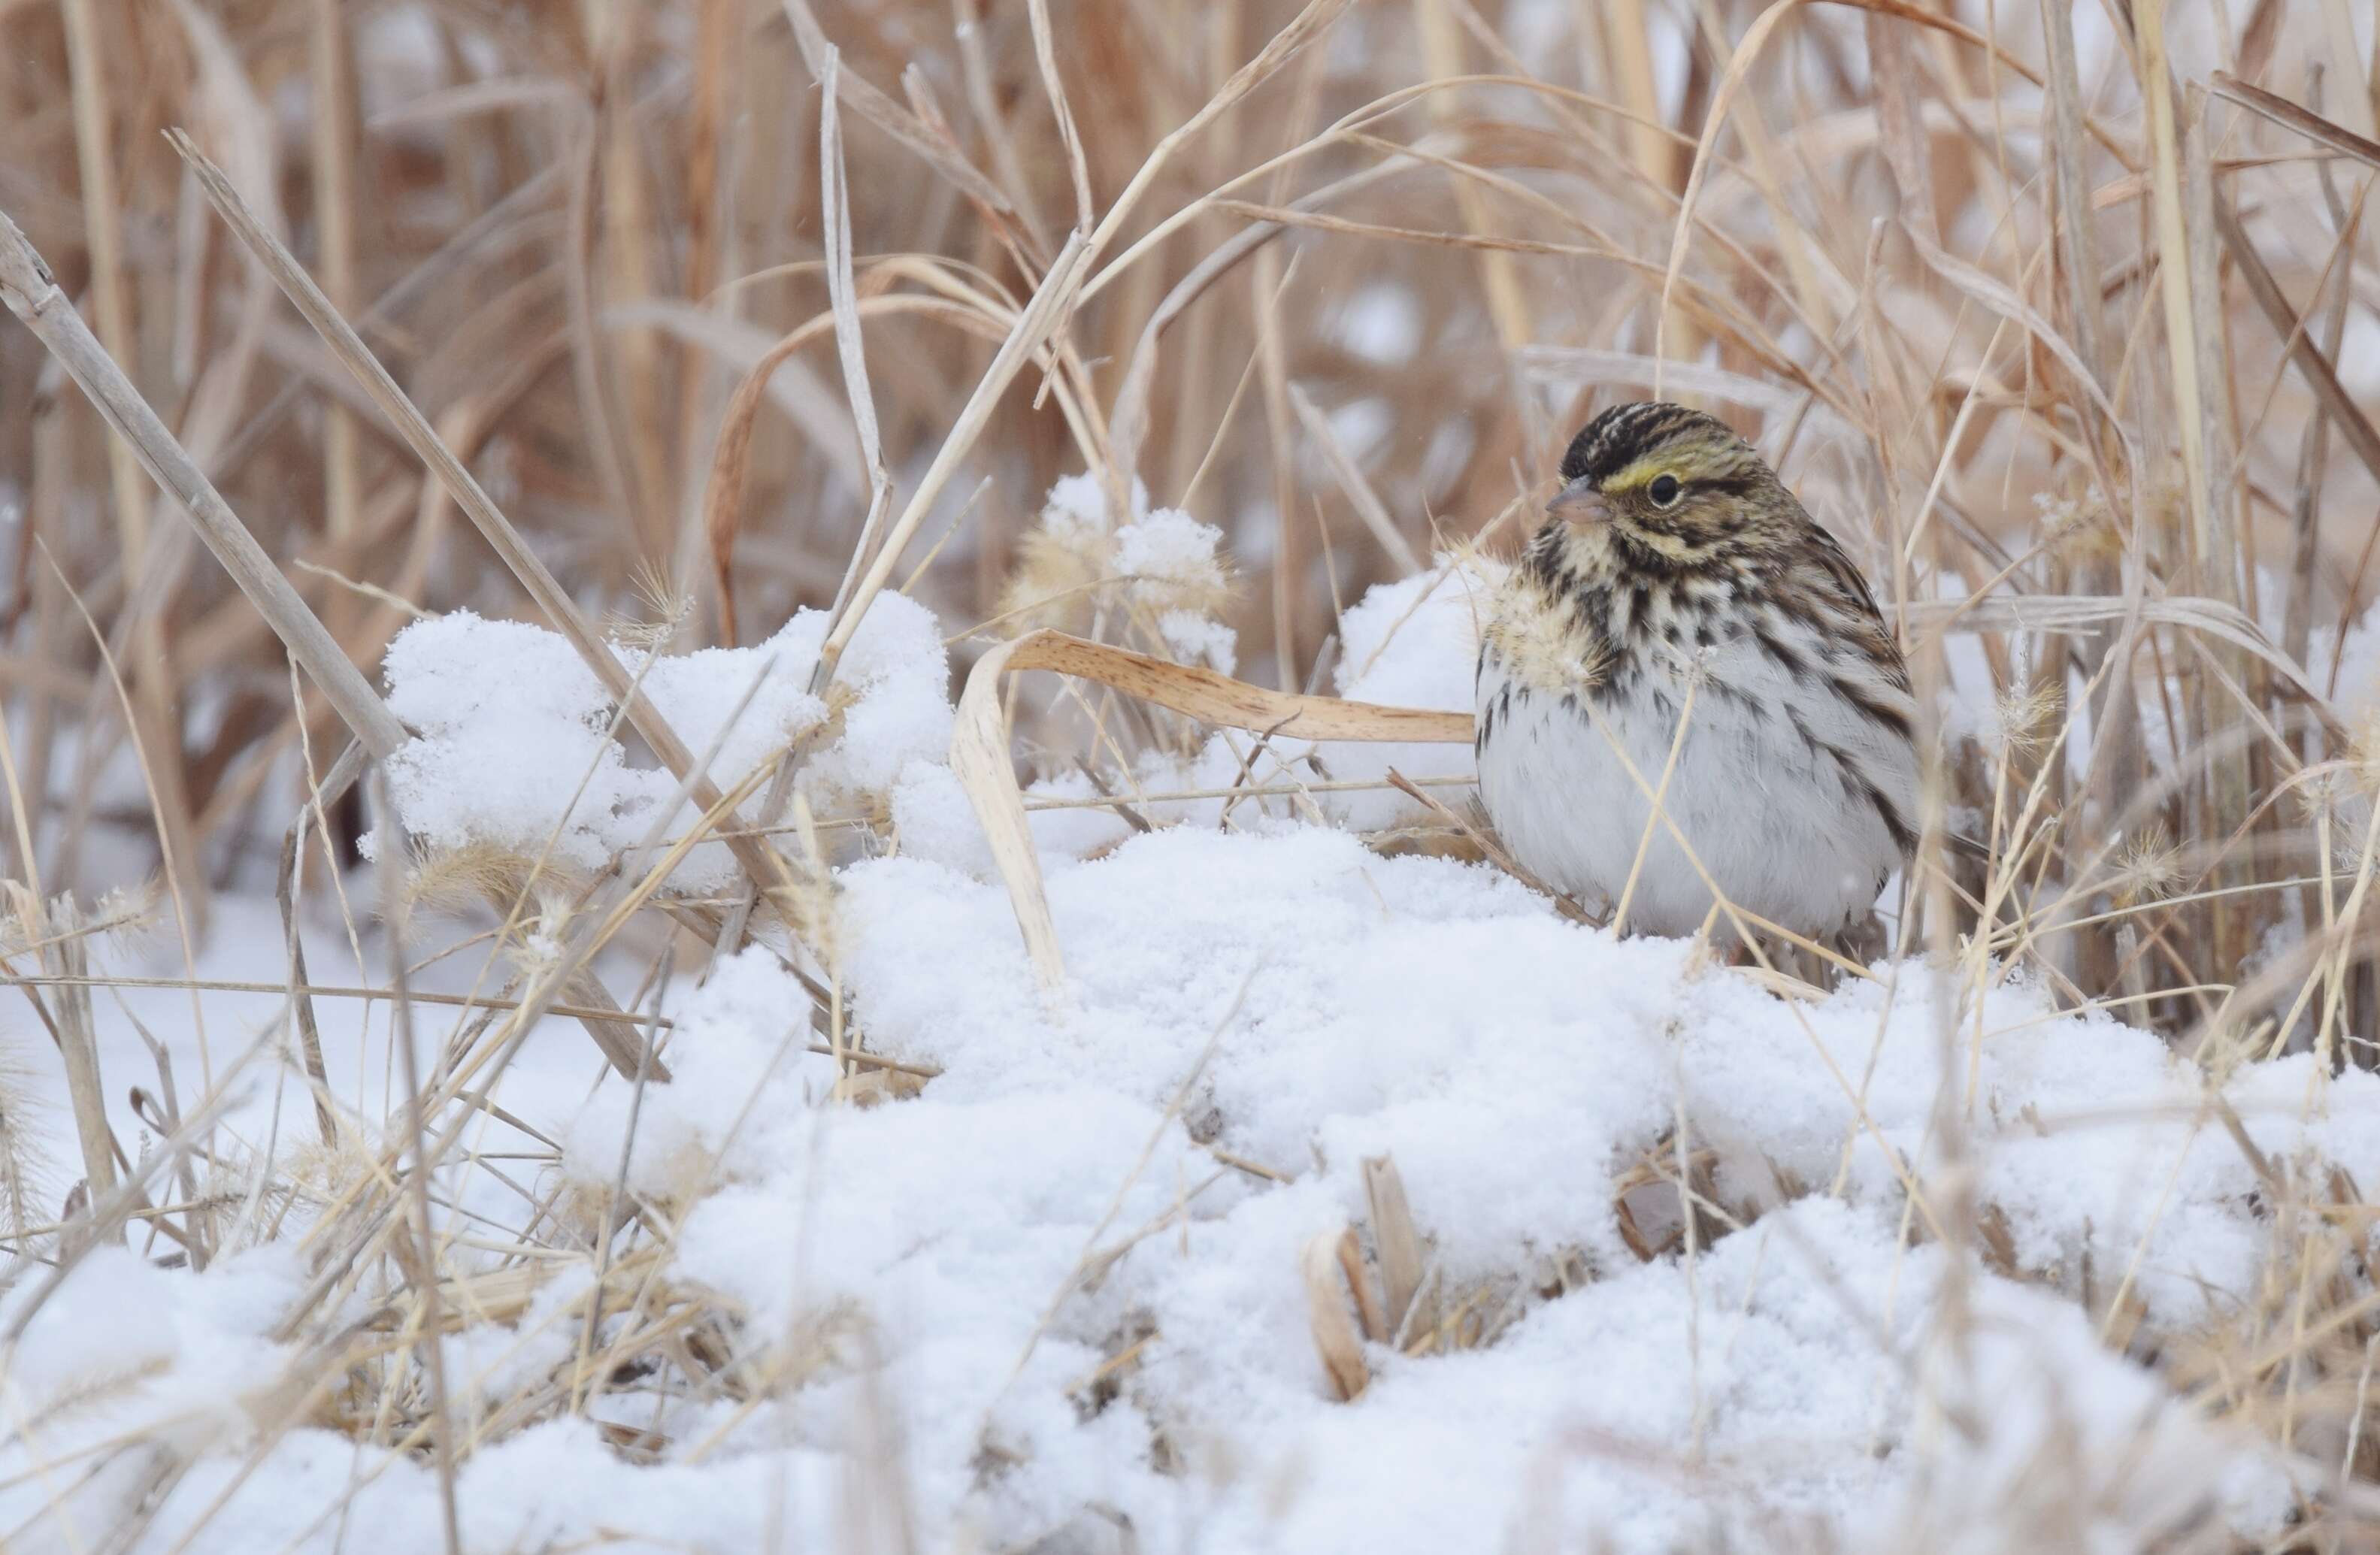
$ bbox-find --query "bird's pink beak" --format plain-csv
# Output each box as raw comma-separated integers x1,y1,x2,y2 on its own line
1549,477,1610,526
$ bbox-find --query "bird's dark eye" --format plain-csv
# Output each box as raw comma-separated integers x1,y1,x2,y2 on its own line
1648,474,1682,507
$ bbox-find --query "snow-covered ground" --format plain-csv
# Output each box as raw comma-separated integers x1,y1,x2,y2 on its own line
1,525,2360,1553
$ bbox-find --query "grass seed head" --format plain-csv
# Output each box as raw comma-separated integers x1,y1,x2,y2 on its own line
2110,825,2182,909
2033,486,2121,563
1992,678,2064,758
999,527,1107,637
610,558,697,652
2347,710,2380,795
395,841,553,930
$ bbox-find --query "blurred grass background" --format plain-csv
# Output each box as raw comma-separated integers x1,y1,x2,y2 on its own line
0,2,2367,886
2,0,2374,1030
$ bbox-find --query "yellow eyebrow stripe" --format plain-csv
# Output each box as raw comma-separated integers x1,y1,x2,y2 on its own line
1603,444,1734,492
1602,455,1671,493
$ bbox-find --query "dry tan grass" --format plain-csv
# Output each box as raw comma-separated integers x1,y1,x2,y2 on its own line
6,0,2380,1546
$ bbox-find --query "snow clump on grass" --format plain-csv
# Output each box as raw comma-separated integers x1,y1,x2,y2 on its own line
373,593,950,893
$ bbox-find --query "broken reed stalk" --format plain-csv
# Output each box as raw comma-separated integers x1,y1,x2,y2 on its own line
1301,1170,1460,1386
41,896,119,1247
1362,1154,1425,1339
1302,1224,1370,1400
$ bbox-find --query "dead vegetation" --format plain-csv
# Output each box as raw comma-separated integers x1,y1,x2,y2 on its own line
6,0,2380,1547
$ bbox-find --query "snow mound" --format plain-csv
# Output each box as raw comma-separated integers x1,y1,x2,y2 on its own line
21,552,2348,1553
377,594,951,893
32,822,2327,1553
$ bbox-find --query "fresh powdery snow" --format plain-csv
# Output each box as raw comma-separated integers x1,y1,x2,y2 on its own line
372,592,954,894
8,546,2357,1553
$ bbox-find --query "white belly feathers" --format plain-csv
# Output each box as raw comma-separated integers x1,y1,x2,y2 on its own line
1476,628,1912,940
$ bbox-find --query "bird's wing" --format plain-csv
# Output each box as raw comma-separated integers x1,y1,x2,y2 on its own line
1802,522,1912,693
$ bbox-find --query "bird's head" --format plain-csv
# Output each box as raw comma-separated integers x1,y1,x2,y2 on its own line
1546,401,1791,562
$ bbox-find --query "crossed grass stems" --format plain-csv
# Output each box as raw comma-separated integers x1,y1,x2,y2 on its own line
2,0,2380,1543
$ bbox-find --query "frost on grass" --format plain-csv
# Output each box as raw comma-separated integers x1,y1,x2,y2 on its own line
371,594,950,894
18,574,2361,1553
